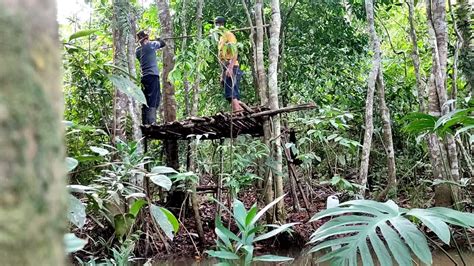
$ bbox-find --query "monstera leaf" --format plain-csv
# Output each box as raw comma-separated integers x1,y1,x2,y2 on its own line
309,200,474,266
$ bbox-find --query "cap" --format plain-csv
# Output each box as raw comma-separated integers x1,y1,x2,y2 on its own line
136,30,149,42
214,16,226,24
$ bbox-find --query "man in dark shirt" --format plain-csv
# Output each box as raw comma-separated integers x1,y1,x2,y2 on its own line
136,30,166,125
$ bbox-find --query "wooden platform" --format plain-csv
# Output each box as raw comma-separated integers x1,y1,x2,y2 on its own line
141,103,316,140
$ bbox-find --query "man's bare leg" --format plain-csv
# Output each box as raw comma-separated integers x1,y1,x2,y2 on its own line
232,98,244,113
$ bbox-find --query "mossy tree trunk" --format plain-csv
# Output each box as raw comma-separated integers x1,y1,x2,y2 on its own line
0,0,66,264
112,0,130,142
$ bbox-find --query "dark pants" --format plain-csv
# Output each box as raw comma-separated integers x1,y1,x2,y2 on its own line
141,75,160,124
222,66,242,101
141,74,161,108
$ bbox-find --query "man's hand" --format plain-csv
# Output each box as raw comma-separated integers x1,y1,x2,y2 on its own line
225,67,233,77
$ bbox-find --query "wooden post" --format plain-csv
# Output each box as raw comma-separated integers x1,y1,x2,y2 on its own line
217,138,224,216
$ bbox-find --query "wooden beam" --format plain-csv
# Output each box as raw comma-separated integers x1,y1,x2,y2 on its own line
249,103,316,118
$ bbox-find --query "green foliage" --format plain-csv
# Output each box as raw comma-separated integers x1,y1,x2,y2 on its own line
68,194,87,229
404,108,474,138
320,175,364,194
308,200,474,265
150,204,180,240
69,29,99,42
206,195,296,265
108,74,147,106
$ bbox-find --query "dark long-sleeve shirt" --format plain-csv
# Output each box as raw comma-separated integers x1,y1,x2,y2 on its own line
135,40,166,77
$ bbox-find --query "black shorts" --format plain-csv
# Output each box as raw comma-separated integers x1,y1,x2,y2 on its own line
222,66,243,100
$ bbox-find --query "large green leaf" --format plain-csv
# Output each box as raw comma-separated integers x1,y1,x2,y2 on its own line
406,209,451,244
206,250,240,260
253,223,298,242
66,157,78,172
233,199,247,230
90,146,109,156
250,194,286,225
402,112,436,134
67,194,86,229
129,199,147,217
150,204,175,240
245,204,258,226
149,174,172,191
252,255,294,262
151,166,178,175
69,29,98,41
64,233,87,253
391,216,431,265
308,200,464,266
159,207,179,233
108,74,147,105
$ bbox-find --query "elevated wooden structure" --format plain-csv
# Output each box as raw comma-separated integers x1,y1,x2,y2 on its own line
141,103,316,140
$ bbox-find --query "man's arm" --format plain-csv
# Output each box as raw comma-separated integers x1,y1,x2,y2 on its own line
150,39,166,50
225,33,238,77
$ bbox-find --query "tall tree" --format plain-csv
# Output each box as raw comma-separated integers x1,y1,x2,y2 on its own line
426,0,461,206
376,70,397,199
407,0,427,112
359,0,380,196
156,0,179,170
0,0,66,264
112,0,129,141
127,5,142,149
191,0,204,116
268,0,285,222
254,0,275,223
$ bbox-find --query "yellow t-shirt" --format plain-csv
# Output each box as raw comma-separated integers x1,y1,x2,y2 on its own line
218,31,239,66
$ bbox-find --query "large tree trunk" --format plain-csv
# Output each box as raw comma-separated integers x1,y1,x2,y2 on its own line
426,0,461,206
113,0,129,142
359,0,380,196
268,0,285,222
156,0,179,170
0,0,66,264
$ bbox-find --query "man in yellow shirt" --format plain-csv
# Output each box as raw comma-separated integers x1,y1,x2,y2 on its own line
215,16,244,113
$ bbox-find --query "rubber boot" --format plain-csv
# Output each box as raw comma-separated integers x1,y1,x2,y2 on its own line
146,107,157,125
142,107,157,125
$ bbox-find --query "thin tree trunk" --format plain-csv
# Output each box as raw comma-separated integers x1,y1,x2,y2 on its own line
456,0,473,94
448,0,462,107
127,6,144,187
255,0,268,105
0,0,66,264
113,0,129,142
255,0,274,223
407,0,426,112
359,0,380,196
127,9,142,145
241,0,256,85
190,0,203,116
156,0,179,170
180,0,204,242
268,0,285,222
376,71,397,199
